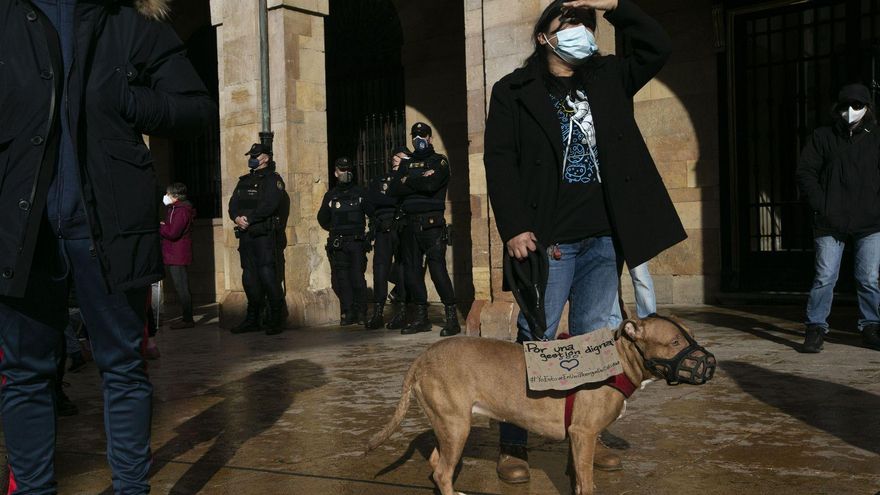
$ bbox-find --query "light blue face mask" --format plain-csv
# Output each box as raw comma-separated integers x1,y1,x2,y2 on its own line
545,25,598,65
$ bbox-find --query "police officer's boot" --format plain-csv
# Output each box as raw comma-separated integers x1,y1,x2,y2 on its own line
264,299,285,335
232,305,262,334
440,304,461,337
365,303,385,329
386,304,407,330
401,304,432,335
340,311,358,326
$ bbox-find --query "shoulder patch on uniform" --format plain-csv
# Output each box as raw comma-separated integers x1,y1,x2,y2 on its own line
440,158,449,168
277,180,284,191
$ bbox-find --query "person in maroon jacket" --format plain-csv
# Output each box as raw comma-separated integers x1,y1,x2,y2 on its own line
161,183,197,329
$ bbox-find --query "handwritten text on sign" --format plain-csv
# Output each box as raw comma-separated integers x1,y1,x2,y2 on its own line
523,328,623,391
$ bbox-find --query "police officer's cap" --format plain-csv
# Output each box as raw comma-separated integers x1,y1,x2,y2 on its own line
245,143,272,157
411,122,432,137
334,157,354,171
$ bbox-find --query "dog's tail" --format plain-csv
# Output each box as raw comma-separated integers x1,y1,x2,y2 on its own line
365,355,421,454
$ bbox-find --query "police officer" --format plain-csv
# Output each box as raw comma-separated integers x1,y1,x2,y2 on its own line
389,123,461,336
318,157,373,326
228,143,287,335
365,147,411,329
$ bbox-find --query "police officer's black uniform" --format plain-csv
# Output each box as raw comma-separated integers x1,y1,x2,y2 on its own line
388,123,461,336
318,158,373,326
228,144,287,335
364,147,411,329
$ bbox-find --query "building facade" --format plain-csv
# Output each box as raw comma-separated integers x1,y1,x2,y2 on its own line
155,0,880,335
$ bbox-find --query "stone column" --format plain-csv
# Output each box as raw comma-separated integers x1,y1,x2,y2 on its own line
212,0,338,328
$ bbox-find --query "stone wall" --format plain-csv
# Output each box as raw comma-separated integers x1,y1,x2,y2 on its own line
628,0,721,306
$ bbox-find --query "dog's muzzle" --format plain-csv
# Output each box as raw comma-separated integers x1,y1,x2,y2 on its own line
645,343,716,385
627,315,717,386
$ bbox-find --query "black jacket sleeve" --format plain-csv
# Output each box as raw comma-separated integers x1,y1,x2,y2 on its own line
484,81,532,243
387,163,417,197
248,174,285,224
605,0,673,97
127,21,217,137
227,184,239,221
796,129,828,214
407,158,450,193
317,191,333,231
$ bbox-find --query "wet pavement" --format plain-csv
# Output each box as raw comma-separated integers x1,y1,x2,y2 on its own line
23,305,880,494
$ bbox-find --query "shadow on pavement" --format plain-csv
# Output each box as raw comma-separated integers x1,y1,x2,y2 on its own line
101,359,328,495
723,360,880,455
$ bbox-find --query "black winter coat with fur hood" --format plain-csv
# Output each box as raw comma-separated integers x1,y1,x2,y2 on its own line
0,0,216,297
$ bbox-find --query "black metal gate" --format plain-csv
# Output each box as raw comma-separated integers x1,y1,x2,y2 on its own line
325,0,406,186
728,0,880,291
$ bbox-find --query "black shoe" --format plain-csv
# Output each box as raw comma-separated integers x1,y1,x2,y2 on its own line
863,324,880,350
340,311,358,326
232,305,262,334
440,304,461,337
365,303,385,329
801,325,825,353
386,305,407,330
68,351,88,373
56,387,78,417
264,299,286,335
401,304,432,334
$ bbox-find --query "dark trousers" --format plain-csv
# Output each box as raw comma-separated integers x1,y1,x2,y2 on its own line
328,239,367,313
401,215,455,305
166,265,193,322
0,232,152,494
238,234,284,308
372,228,406,304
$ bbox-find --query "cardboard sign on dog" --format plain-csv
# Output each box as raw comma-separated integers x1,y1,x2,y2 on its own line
523,328,623,391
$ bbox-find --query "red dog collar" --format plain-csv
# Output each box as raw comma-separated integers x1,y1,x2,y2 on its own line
563,374,636,432
555,333,637,432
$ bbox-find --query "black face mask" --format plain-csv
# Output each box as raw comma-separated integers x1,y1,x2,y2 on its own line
625,315,717,386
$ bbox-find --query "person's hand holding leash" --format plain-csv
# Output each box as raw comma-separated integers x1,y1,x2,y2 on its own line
507,232,538,260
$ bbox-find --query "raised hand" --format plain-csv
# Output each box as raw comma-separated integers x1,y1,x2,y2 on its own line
562,0,619,13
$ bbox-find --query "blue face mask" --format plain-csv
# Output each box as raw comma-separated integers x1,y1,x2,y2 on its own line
545,25,598,65
413,137,430,153
248,158,261,169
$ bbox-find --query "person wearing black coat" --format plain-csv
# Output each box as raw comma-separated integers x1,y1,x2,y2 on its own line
364,147,410,330
0,0,216,492
228,144,288,335
318,157,374,326
796,83,880,353
484,0,686,483
388,123,462,337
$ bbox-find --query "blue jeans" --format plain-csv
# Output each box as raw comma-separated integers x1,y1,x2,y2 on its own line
501,236,621,447
0,233,152,494
612,262,656,320
806,232,880,332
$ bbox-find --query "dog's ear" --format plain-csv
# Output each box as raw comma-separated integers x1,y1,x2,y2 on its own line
622,319,643,341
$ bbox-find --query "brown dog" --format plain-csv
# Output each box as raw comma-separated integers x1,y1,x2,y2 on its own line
366,315,716,495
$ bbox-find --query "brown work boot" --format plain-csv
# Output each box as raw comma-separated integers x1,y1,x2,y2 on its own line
496,445,530,484
593,440,623,471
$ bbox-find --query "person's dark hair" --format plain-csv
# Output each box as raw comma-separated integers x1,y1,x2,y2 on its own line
525,0,597,70
167,182,188,201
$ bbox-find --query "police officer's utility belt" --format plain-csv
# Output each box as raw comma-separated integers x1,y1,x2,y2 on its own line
372,213,397,234
406,212,446,231
327,233,366,249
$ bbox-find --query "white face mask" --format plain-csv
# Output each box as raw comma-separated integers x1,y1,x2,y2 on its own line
842,106,868,125
163,194,174,206
543,25,598,65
